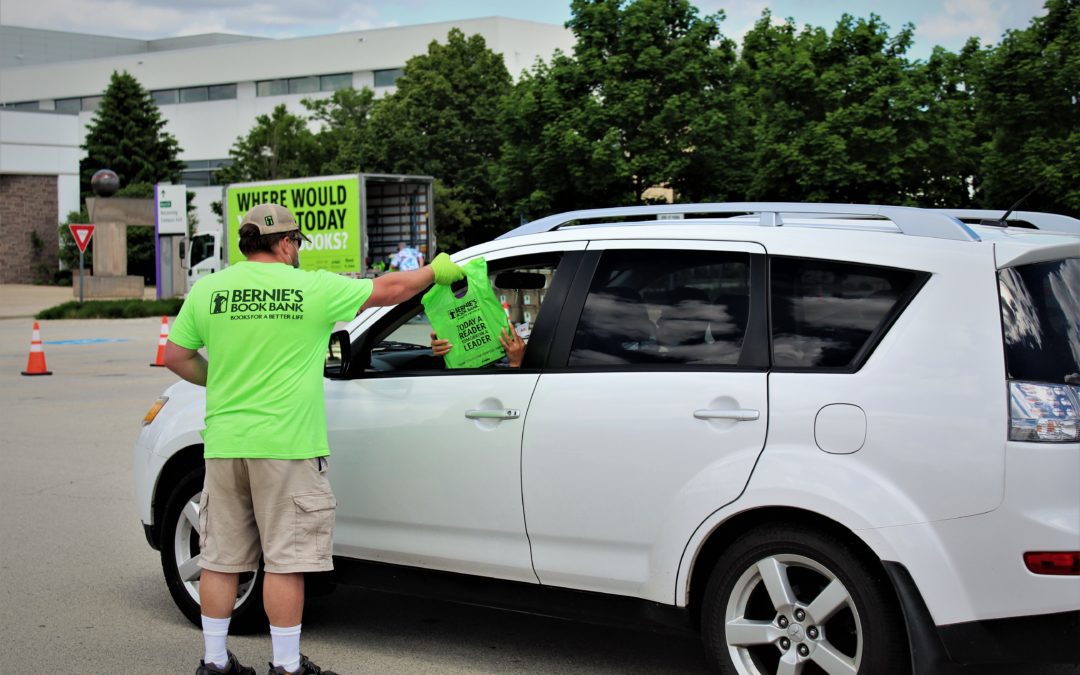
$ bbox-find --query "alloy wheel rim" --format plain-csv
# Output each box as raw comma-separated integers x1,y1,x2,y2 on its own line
172,493,257,608
723,553,862,675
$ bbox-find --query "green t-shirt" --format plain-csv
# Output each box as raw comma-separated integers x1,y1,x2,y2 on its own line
169,261,372,459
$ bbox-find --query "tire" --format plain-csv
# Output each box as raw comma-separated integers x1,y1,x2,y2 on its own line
701,524,908,675
159,468,267,633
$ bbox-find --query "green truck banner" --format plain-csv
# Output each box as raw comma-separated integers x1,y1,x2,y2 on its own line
226,176,362,273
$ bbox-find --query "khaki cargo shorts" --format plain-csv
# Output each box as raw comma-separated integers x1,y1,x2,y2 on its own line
198,457,336,574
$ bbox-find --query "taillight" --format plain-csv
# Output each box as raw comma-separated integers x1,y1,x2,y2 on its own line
1008,381,1079,442
1024,552,1080,576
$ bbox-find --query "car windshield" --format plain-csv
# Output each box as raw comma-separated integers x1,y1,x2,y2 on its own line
190,234,215,266
998,257,1080,383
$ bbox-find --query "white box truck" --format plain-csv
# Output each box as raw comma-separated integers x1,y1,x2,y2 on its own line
183,173,435,291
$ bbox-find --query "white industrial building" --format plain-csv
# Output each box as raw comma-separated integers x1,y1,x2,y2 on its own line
0,18,574,270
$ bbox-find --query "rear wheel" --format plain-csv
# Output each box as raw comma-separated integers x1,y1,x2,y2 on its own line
159,468,266,633
701,525,908,674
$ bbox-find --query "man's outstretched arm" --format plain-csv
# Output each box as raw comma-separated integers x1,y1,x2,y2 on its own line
359,252,463,312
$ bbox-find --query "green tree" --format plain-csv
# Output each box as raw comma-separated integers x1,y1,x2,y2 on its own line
218,89,376,184
497,0,746,219
360,28,513,248
80,71,183,194
908,41,987,207
738,12,937,204
975,0,1079,215
306,87,377,174
216,104,320,183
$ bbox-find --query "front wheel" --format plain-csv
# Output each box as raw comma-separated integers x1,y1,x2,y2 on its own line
701,525,908,674
159,468,266,633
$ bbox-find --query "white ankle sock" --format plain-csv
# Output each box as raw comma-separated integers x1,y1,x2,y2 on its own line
270,623,302,673
201,615,231,669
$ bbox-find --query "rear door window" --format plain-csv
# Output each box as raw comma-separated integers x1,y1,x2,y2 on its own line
770,257,927,369
998,258,1080,384
568,249,751,367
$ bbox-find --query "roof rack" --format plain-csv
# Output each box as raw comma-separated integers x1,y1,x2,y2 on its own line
934,209,1080,235
498,202,980,242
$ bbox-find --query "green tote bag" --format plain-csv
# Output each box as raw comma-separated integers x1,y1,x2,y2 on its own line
421,257,508,369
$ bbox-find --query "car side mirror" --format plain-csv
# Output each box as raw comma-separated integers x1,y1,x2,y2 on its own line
178,241,187,268
325,329,351,379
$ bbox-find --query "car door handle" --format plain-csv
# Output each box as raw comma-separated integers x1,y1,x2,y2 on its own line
465,409,521,420
693,408,760,421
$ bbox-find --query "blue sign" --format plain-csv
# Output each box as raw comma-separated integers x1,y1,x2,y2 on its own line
44,338,132,345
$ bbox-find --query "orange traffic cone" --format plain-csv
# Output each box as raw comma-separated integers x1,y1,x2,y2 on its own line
150,316,169,367
21,321,52,376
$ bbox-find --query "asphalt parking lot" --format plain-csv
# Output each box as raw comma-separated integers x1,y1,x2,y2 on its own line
0,286,1075,674
0,297,707,673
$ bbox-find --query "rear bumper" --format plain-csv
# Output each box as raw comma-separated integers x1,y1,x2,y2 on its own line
884,562,1080,667
937,609,1080,665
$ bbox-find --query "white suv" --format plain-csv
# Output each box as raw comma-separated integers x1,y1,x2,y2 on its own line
134,203,1080,674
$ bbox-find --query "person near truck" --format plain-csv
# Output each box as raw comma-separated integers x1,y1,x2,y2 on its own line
164,203,463,675
389,241,424,271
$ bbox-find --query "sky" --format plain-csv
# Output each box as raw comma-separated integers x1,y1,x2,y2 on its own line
0,0,1049,61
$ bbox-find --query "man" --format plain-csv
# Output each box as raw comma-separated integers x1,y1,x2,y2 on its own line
389,241,424,271
165,203,463,675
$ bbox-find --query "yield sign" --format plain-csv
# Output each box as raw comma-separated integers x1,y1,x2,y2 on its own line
69,224,95,253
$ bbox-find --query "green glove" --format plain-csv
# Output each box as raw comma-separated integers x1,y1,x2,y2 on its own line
430,252,464,285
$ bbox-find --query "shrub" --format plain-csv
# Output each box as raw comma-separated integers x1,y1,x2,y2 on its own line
37,298,184,320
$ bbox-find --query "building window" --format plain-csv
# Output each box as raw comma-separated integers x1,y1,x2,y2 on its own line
181,170,212,187
81,96,103,112
55,98,82,115
179,86,209,103
258,73,355,97
374,68,404,87
181,158,233,187
153,85,234,105
10,100,40,110
320,73,352,91
152,89,178,105
257,79,288,97
289,76,320,94
257,74,353,97
208,84,237,101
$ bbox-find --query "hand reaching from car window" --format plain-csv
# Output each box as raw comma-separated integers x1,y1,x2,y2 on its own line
498,320,525,368
430,332,453,358
430,318,525,368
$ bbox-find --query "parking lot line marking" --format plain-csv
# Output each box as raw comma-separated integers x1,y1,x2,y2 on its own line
43,338,133,345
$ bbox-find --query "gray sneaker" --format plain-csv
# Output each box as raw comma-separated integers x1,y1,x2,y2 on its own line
267,653,338,675
196,650,256,675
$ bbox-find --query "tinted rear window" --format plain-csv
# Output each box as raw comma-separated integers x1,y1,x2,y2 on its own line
998,258,1080,383
569,249,751,367
770,257,927,369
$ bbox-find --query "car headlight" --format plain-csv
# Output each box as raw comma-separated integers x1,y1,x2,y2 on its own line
142,396,169,426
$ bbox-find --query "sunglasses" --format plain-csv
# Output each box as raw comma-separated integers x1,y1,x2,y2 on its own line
287,233,303,249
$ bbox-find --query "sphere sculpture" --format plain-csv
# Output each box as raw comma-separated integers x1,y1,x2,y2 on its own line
90,169,119,197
